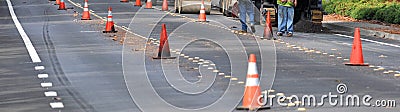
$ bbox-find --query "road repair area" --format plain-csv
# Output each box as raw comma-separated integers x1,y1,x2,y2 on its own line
0,0,399,111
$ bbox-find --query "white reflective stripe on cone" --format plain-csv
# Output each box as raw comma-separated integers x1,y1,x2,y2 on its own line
247,62,258,75
246,78,259,86
84,8,88,11
108,11,112,16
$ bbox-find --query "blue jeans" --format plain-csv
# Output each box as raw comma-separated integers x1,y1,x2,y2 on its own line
277,5,294,34
238,0,254,31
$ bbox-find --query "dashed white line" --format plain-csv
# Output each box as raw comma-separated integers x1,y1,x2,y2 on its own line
334,34,400,48
41,82,53,88
38,74,49,79
44,91,58,97
35,66,45,71
49,102,64,109
6,0,41,63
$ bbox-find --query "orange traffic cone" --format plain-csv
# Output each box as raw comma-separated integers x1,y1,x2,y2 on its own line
81,0,91,20
196,0,208,22
145,0,153,9
345,28,368,66
58,0,67,10
120,0,129,2
103,7,118,33
153,24,176,59
236,54,268,110
262,11,274,40
55,0,61,5
134,0,142,6
162,0,168,11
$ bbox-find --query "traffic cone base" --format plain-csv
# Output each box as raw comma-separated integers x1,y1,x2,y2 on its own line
262,23,273,40
344,28,368,66
103,31,118,33
103,7,117,33
236,54,270,111
153,57,176,59
134,0,142,7
145,0,153,9
102,23,118,33
262,11,275,40
195,20,209,22
153,24,175,59
58,4,66,10
81,0,91,20
344,63,369,66
236,105,270,110
134,0,142,6
197,1,208,22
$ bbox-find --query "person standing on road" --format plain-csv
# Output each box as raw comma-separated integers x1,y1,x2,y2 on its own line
238,0,255,33
277,0,297,37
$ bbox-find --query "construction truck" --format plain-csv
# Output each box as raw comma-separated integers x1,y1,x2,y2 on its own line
174,0,212,14
174,0,323,29
175,0,323,32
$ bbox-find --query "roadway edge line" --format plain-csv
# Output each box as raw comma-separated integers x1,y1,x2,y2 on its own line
6,0,41,63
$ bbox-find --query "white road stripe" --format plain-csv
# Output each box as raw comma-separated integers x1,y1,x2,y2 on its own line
334,34,400,48
44,91,58,97
41,82,53,88
38,74,49,79
6,0,41,63
80,31,100,32
50,102,64,109
34,66,45,71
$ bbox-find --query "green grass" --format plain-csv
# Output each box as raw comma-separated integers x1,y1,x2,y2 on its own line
323,0,400,24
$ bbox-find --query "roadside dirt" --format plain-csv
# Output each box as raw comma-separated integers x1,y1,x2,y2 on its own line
323,14,400,34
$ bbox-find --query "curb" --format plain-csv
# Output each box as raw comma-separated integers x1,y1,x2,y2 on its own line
322,22,400,41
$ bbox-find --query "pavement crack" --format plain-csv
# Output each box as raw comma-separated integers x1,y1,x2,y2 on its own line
42,6,95,112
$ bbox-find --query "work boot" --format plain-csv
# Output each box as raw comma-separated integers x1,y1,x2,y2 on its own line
277,32,283,36
238,30,247,33
250,24,255,33
287,32,293,37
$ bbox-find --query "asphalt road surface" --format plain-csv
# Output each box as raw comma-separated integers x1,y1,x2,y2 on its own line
1,0,399,111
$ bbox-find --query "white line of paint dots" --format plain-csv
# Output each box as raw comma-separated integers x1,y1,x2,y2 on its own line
35,66,64,109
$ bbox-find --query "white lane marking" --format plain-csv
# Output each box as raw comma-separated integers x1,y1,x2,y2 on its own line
38,74,49,79
6,0,41,63
80,31,100,32
41,82,53,88
341,42,352,46
34,66,45,70
334,34,400,48
44,91,58,97
50,102,64,109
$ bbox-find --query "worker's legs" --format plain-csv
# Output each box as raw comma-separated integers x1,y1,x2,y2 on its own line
277,5,287,34
287,6,294,34
245,0,254,25
238,0,247,31
245,0,255,32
